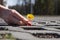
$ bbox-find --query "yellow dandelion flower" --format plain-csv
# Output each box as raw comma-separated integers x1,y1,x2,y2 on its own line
27,14,34,20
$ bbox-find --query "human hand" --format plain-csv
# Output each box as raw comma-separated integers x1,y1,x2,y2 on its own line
1,9,31,26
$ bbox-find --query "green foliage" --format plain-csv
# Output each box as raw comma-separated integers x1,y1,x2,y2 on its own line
9,0,58,15
34,0,55,15
41,0,44,4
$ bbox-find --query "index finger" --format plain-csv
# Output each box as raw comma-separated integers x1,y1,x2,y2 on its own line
11,10,32,26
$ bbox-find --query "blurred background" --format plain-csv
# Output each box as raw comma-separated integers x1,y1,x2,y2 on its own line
0,0,60,15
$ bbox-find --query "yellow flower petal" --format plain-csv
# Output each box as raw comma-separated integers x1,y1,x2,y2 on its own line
27,14,34,20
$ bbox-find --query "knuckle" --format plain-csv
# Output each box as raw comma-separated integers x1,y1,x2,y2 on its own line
11,9,16,12
9,9,17,14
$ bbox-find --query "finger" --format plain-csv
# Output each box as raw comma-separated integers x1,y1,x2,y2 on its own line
7,16,26,26
11,10,31,25
11,10,26,21
27,21,32,26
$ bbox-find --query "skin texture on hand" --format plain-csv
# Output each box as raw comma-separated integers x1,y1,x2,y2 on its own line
1,9,31,26
0,5,32,26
